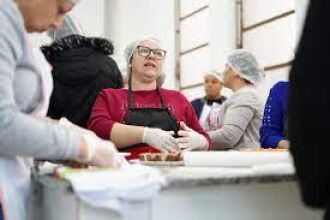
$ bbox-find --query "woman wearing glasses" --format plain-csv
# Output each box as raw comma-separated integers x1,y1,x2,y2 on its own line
88,36,210,159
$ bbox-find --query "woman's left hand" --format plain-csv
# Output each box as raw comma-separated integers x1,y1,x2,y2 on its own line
176,122,208,152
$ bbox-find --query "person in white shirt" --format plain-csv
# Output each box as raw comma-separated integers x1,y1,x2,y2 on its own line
191,70,227,130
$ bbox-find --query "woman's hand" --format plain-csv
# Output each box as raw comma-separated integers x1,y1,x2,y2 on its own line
143,127,180,153
176,122,208,152
79,132,125,168
277,140,289,149
58,117,125,168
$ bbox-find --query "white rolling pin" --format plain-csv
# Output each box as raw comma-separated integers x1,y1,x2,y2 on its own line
183,151,293,167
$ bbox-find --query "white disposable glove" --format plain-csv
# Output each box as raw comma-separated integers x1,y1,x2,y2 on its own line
59,117,125,168
143,127,180,153
59,117,90,134
176,122,209,152
80,132,125,168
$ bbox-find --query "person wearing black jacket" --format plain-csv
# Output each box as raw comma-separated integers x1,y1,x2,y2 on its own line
42,16,123,128
289,0,330,219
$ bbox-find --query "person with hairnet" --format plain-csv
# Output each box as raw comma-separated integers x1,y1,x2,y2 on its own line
260,81,289,149
88,36,210,160
42,15,123,128
191,70,227,130
0,1,121,219
208,50,264,150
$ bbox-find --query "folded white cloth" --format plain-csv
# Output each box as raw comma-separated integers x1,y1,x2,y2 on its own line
183,151,293,168
60,164,166,213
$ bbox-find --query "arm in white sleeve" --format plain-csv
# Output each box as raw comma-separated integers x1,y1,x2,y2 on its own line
0,13,80,160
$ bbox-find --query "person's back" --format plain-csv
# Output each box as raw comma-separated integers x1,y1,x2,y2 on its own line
210,86,262,149
231,87,262,149
42,35,123,127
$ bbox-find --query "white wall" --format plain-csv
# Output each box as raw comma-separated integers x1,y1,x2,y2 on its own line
295,0,309,41
104,0,176,89
209,0,237,98
69,0,105,37
209,0,237,70
181,0,236,100
28,0,310,100
29,0,105,47
171,0,308,100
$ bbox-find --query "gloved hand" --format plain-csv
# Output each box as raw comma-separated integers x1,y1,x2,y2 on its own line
59,118,125,168
59,117,90,134
176,122,209,152
143,127,180,153
80,132,125,168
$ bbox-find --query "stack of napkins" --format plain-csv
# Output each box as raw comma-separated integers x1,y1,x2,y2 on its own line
56,164,166,213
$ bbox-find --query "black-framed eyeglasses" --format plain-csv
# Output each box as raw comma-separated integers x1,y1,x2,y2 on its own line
137,46,167,60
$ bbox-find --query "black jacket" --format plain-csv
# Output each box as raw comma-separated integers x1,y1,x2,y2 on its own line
42,35,123,128
289,0,330,217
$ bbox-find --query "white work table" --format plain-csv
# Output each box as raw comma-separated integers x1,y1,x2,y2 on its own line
28,165,323,220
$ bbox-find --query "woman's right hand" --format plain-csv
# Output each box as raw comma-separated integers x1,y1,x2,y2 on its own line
277,140,289,149
143,127,180,153
79,132,123,168
58,118,123,167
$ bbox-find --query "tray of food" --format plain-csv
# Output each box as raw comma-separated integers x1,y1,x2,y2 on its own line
131,153,184,166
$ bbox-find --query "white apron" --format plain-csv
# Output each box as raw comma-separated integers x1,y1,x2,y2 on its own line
205,102,224,131
198,103,212,130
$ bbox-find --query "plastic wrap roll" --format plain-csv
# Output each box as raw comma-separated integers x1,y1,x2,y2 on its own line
183,151,292,167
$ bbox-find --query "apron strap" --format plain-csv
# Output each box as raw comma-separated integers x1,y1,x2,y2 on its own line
128,73,135,109
127,74,166,109
156,87,167,109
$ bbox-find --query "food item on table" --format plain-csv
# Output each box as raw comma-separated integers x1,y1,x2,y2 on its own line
139,152,182,161
244,147,288,152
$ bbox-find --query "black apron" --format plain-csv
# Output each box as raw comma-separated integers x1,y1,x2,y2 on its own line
123,85,180,145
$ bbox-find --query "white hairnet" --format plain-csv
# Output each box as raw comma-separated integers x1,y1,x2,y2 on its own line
124,36,162,68
227,50,264,85
205,69,223,83
124,36,165,86
48,15,84,42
